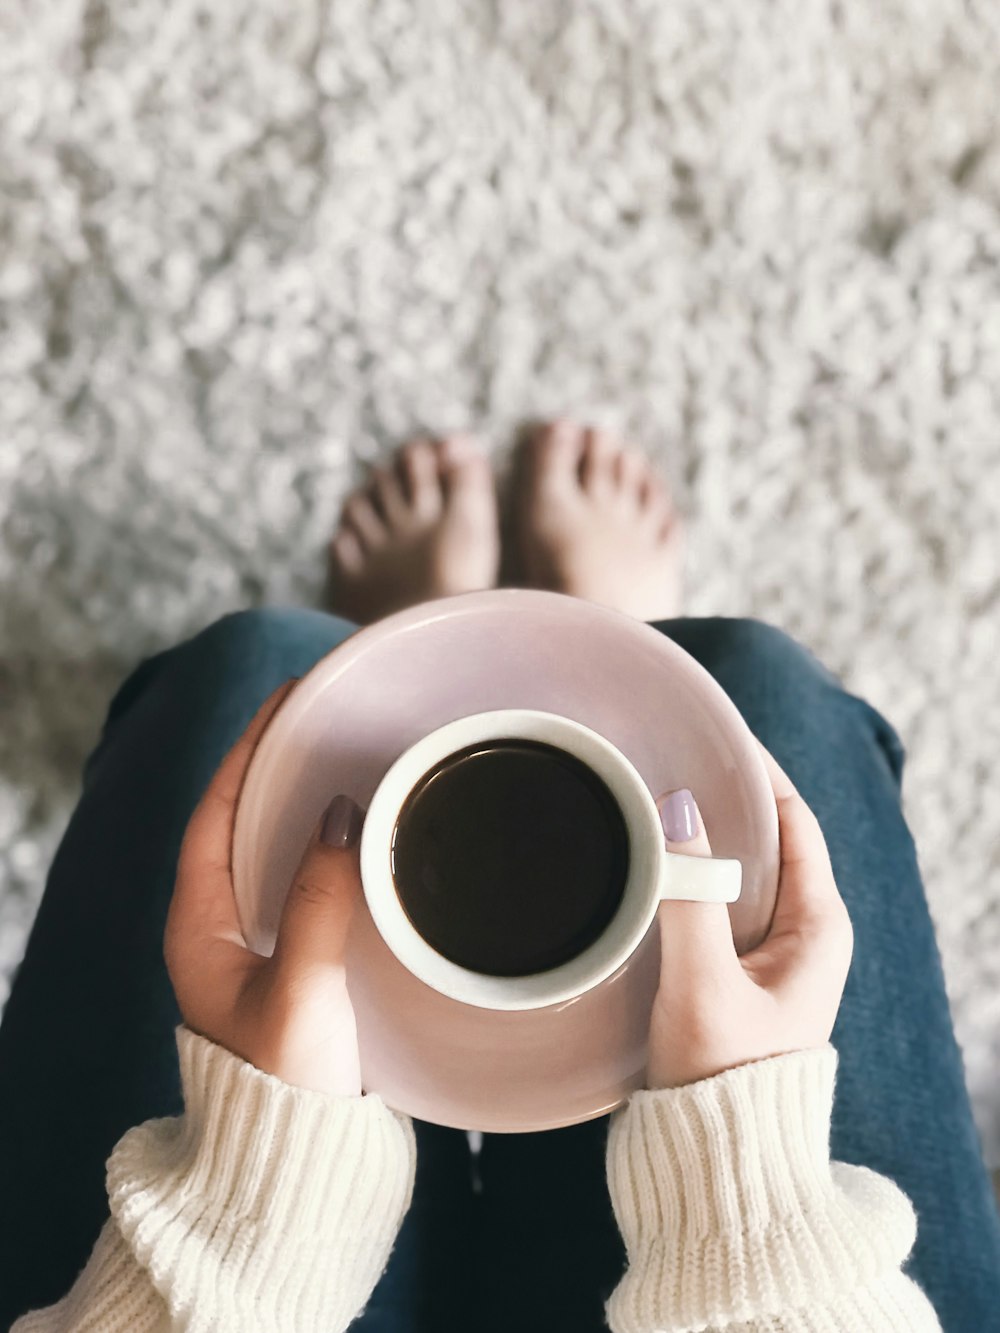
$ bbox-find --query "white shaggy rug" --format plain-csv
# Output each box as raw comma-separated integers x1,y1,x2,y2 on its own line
1,0,999,1166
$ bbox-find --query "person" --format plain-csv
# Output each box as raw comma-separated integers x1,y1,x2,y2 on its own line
0,421,998,1332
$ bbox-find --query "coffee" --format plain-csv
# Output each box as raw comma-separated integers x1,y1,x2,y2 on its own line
390,738,631,977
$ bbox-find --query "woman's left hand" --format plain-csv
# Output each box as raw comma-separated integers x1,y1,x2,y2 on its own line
164,680,368,1098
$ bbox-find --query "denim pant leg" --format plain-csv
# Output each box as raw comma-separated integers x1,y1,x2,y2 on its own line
473,616,1000,1333
0,608,478,1333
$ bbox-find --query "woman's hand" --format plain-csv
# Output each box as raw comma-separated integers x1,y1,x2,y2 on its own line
164,681,368,1098
647,738,854,1090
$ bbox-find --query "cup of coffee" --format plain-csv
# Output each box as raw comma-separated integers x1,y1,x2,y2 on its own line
359,709,742,1011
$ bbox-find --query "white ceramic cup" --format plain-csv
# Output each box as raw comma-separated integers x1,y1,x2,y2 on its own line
359,708,742,1011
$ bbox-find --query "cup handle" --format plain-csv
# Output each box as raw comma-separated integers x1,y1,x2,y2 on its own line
660,850,743,903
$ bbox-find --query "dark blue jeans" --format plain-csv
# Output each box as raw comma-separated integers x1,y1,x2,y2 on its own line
1,609,998,1333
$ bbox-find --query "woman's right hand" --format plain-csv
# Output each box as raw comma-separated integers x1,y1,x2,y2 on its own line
646,739,854,1090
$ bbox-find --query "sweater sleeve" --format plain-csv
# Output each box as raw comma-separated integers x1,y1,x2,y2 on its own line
12,1024,417,1333
603,1044,944,1332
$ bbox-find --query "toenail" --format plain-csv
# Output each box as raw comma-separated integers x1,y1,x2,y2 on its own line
403,441,434,470
439,435,478,463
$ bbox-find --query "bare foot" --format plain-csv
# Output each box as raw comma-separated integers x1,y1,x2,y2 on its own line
326,434,501,625
508,420,685,620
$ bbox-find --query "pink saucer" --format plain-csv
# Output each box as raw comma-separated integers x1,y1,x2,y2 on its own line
232,589,779,1132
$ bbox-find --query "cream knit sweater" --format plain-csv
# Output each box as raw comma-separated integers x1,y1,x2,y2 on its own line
12,1026,942,1332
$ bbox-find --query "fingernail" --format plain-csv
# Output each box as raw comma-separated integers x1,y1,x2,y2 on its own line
321,794,364,849
659,788,698,842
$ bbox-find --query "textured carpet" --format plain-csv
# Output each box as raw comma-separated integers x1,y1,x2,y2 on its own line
1,0,999,1165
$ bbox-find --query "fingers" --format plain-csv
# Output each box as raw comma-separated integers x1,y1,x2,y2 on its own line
743,739,853,1004
271,799,366,984
195,678,299,849
752,739,845,936
655,788,739,979
169,679,299,952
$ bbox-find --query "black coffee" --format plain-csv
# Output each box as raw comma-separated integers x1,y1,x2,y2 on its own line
390,739,631,977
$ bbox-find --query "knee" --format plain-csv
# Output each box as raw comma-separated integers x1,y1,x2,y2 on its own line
666,615,856,739
181,606,356,676
695,616,841,690
200,607,321,652
679,615,905,773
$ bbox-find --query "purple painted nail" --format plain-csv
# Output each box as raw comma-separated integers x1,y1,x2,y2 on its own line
321,794,364,849
660,788,698,842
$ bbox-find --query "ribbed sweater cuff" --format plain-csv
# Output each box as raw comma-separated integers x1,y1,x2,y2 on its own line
105,1024,417,1332
605,1044,921,1330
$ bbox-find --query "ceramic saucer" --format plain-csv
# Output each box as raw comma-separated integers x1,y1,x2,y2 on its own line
232,588,779,1132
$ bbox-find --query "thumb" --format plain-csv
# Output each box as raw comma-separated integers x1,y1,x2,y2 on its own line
655,788,738,980
271,795,367,983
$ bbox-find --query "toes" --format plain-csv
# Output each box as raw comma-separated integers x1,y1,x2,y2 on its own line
523,420,585,495
436,432,481,467
369,464,409,526
658,508,684,547
579,428,618,496
330,528,365,572
638,469,671,511
439,441,496,514
615,449,646,502
340,492,385,549
435,435,479,496
629,453,674,522
398,438,444,520
637,474,659,514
